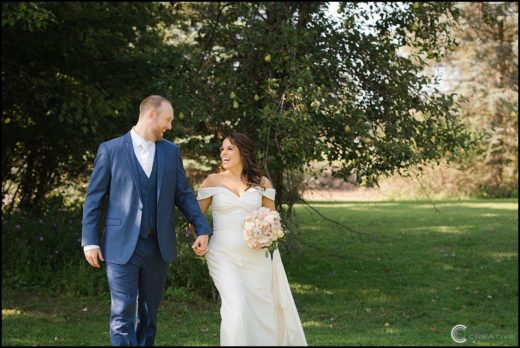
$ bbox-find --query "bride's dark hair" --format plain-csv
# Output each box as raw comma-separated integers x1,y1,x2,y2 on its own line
220,132,265,188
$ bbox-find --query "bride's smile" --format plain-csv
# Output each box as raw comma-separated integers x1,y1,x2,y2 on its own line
220,138,241,170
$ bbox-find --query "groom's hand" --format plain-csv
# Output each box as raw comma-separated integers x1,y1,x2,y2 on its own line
191,235,209,256
84,248,104,268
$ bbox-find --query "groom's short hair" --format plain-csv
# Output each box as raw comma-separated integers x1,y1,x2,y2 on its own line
139,95,170,117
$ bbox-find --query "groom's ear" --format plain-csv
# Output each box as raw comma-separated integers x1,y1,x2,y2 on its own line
147,108,157,120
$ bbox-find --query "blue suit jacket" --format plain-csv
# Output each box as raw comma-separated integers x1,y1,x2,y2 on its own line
81,131,212,264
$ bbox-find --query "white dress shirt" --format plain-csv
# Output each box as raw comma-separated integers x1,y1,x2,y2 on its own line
83,128,156,252
130,127,156,177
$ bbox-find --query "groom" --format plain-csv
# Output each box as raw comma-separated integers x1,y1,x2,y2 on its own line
82,95,212,346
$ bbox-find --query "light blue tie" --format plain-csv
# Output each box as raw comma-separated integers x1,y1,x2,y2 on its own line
140,143,152,177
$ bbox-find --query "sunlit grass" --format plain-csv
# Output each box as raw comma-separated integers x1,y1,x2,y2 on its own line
489,252,518,261
411,202,519,210
2,309,22,317
402,225,474,234
290,282,319,295
303,320,334,328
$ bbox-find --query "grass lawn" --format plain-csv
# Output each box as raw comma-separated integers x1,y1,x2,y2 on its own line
2,199,518,346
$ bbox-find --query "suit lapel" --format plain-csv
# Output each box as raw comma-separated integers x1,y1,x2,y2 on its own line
123,132,143,203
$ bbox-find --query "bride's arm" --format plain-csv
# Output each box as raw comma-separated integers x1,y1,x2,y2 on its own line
189,175,215,239
261,176,276,211
188,198,211,239
198,197,212,215
197,174,216,214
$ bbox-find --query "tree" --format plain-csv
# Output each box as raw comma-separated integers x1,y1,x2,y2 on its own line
439,2,518,197
2,2,181,213
2,2,478,215
163,2,476,229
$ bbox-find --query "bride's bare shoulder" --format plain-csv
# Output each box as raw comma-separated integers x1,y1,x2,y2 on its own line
200,173,223,188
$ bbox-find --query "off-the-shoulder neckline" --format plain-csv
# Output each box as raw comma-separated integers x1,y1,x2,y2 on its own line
199,186,274,199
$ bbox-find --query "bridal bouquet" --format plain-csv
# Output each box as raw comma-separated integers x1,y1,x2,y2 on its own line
243,207,285,255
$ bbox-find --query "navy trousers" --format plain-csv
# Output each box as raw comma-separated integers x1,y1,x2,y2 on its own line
106,235,168,346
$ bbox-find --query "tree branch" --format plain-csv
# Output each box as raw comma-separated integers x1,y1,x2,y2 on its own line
295,196,383,241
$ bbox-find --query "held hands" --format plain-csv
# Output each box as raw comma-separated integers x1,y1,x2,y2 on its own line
84,248,104,268
192,234,209,257
188,223,209,256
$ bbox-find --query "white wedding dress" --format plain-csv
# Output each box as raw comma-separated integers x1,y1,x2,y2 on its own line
197,186,307,346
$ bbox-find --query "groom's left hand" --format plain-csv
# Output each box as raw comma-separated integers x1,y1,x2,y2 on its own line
192,235,209,256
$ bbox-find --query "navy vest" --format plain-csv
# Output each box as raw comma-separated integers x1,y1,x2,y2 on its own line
131,148,158,238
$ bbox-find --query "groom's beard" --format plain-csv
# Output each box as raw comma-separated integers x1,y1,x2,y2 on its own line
153,130,165,141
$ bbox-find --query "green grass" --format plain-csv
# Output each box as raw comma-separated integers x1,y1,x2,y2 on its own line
289,199,518,346
2,199,518,346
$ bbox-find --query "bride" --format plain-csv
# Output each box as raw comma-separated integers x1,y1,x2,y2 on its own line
192,132,307,346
